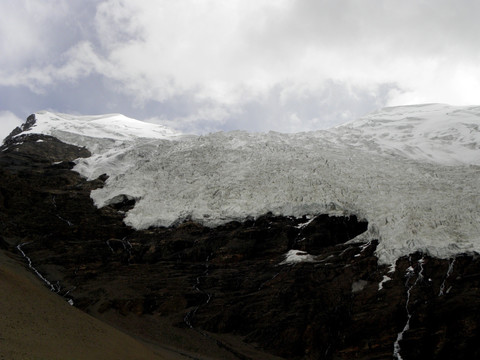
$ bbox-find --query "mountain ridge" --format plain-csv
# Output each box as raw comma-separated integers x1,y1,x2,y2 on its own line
1,107,480,359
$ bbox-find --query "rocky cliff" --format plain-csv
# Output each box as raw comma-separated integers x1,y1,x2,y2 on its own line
1,118,480,359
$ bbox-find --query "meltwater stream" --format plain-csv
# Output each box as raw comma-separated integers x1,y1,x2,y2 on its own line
393,258,425,360
16,242,74,305
183,254,254,360
184,254,213,330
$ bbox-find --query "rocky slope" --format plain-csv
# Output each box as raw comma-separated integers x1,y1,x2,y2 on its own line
1,115,480,359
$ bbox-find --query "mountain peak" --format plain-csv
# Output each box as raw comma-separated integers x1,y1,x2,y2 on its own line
20,111,182,144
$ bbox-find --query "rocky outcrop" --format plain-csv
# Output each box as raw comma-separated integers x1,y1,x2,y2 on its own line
1,122,480,359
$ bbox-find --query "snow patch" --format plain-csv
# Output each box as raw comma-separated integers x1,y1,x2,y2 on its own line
280,250,317,265
295,215,315,229
378,275,392,291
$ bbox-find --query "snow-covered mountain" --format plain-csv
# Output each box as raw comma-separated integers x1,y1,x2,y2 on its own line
332,103,480,166
17,105,480,265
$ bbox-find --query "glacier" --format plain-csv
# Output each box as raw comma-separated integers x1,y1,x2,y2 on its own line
19,104,480,265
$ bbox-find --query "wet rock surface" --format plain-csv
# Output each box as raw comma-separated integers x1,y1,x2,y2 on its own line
1,131,480,359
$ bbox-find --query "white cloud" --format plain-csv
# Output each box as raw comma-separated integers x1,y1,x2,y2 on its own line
0,42,109,93
2,0,480,132
89,0,480,107
0,1,73,68
0,111,24,143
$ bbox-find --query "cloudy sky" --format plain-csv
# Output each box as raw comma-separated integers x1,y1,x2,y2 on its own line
1,0,480,140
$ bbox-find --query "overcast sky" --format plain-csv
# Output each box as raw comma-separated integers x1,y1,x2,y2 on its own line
2,0,480,141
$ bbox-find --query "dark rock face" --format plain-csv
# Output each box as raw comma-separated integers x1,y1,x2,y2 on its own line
2,124,480,359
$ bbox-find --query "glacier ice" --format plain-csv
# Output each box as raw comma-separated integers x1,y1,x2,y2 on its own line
21,105,480,265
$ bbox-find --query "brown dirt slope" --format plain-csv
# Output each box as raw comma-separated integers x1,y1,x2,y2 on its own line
0,250,166,360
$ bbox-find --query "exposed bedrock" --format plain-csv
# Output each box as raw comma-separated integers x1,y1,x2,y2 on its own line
1,133,480,359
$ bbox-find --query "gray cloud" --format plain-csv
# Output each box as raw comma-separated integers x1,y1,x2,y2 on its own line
1,0,480,134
